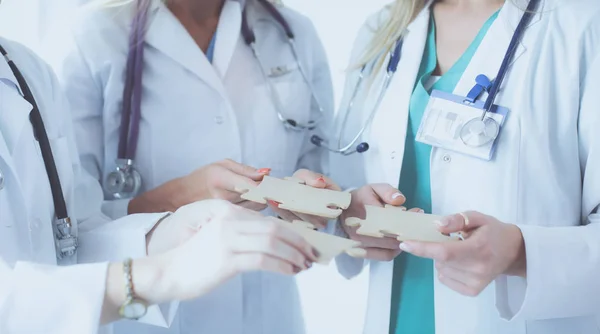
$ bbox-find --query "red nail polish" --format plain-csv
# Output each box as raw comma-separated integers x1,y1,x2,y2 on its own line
258,168,271,174
316,176,325,183
268,200,281,207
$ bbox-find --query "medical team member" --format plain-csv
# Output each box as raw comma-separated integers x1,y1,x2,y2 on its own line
328,0,600,333
0,35,319,333
47,0,334,333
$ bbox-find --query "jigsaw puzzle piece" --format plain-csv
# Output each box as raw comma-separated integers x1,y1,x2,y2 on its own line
236,176,351,219
345,205,459,243
280,219,366,264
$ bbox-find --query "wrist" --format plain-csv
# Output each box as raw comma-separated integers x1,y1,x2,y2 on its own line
505,225,527,278
130,256,171,305
129,179,183,214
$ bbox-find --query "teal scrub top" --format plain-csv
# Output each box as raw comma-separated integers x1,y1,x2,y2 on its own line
206,33,217,63
389,10,499,334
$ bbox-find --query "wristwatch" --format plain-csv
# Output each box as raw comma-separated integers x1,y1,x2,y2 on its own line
118,258,148,320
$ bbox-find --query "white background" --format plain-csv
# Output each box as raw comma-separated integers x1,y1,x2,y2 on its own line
0,0,391,333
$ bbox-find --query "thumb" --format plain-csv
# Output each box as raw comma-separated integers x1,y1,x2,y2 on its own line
435,211,485,235
218,159,268,181
369,183,406,206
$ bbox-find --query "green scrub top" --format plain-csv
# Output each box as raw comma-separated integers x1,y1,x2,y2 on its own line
389,10,499,334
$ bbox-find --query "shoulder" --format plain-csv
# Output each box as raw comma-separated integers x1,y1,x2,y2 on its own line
537,0,600,66
541,0,600,32
0,38,68,135
0,38,59,103
51,3,133,59
264,3,322,46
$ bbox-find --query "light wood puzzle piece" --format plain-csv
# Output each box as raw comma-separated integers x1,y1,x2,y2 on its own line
276,219,366,264
345,205,460,243
235,176,351,219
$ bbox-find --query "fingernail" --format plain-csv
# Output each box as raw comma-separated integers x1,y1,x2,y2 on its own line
392,193,405,200
316,176,325,183
305,260,313,269
435,220,448,227
293,265,302,273
419,209,425,213
399,243,411,252
268,200,280,208
312,247,321,258
258,168,271,174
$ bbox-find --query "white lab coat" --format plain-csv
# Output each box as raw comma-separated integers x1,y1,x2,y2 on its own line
0,39,175,333
48,1,333,333
331,0,600,333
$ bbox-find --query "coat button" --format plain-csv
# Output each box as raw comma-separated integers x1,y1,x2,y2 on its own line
442,154,451,163
391,151,397,160
0,169,4,190
214,116,224,124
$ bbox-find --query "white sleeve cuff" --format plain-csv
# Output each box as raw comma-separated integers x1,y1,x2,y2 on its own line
78,212,178,328
4,261,108,333
495,223,600,321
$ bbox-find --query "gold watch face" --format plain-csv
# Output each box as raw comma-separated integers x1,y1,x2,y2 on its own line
120,298,147,319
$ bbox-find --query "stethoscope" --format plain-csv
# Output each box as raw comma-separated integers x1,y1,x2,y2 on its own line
312,0,540,155
105,0,324,199
0,46,77,259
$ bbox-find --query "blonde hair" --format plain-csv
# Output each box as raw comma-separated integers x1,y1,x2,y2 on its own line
91,0,282,8
354,0,428,76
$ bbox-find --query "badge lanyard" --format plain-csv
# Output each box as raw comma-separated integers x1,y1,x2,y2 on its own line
416,0,541,160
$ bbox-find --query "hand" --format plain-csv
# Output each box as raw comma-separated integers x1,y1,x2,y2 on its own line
142,200,320,304
399,211,526,297
268,169,341,229
339,184,423,261
129,159,270,214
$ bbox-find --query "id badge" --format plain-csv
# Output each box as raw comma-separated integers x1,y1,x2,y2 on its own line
415,90,510,161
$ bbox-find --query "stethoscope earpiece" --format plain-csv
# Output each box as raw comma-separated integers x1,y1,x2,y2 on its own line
356,142,369,153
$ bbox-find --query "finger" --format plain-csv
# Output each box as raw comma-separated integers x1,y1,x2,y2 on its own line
294,213,327,229
436,211,485,235
231,234,311,270
237,200,268,212
233,219,320,262
399,240,467,263
435,262,480,288
293,169,341,191
408,207,425,213
369,183,406,206
363,248,402,262
219,169,260,195
353,233,401,250
232,253,303,276
218,159,267,181
437,271,480,297
269,203,299,222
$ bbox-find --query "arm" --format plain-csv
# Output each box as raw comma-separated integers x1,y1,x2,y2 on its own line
47,16,131,220
41,42,181,327
329,19,377,279
295,20,334,176
495,54,600,321
0,257,167,333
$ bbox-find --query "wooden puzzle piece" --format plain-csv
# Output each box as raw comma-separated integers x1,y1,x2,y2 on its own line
345,205,460,243
235,176,351,219
274,219,366,264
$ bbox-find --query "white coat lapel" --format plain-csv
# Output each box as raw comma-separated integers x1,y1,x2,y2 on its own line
0,55,33,160
212,0,242,78
370,7,430,185
451,0,544,98
144,2,225,95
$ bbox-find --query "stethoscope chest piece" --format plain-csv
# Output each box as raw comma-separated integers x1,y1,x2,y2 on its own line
460,117,499,147
105,159,142,199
